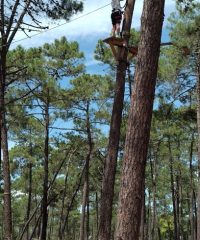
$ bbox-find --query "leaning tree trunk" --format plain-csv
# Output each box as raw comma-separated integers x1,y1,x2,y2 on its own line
115,1,165,239
98,1,136,239
61,169,84,238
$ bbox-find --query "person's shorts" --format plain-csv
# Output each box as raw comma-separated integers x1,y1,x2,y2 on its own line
111,11,122,25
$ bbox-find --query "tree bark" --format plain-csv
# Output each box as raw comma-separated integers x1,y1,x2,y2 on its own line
59,168,69,239
98,1,136,239
0,37,12,240
26,161,33,240
79,101,93,240
196,50,200,240
40,92,50,240
149,147,158,240
1,110,12,240
115,1,165,239
24,139,33,240
168,139,179,240
189,136,195,240
80,165,89,240
139,182,145,240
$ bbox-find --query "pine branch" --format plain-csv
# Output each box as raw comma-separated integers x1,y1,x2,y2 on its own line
7,0,31,50
6,83,41,105
6,0,20,36
6,66,27,86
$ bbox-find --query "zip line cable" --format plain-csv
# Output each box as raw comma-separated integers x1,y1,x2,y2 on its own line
8,3,111,46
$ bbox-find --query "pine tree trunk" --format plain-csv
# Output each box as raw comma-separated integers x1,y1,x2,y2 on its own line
139,183,145,240
40,95,50,240
61,169,84,238
87,199,90,238
59,170,68,240
176,174,181,239
96,192,99,236
150,148,158,240
196,51,200,240
1,113,12,240
168,139,179,240
80,168,89,240
80,102,93,240
146,190,152,239
189,136,195,240
115,1,165,239
98,1,136,239
0,44,12,240
0,116,1,191
26,161,33,239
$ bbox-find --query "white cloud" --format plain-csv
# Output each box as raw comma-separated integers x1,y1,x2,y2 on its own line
11,0,176,49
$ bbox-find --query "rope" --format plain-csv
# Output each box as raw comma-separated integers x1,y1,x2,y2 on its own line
1,3,111,48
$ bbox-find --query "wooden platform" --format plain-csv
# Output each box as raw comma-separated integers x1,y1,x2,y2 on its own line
103,37,138,60
103,37,190,61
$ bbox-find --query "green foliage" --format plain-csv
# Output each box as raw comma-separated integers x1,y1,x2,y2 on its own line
1,5,199,238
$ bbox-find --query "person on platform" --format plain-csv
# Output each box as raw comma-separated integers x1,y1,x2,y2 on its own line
111,0,123,37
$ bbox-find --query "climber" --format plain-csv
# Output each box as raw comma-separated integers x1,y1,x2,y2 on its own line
111,0,124,37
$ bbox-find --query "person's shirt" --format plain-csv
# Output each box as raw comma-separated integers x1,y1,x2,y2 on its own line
111,0,122,11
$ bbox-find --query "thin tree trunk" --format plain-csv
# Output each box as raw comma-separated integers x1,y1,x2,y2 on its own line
146,190,151,239
40,94,50,240
96,192,99,237
61,168,84,238
150,151,158,240
48,208,54,239
30,215,41,240
26,140,33,240
176,174,180,239
196,50,200,240
80,102,93,240
194,190,197,240
18,148,73,240
59,169,69,240
1,114,12,240
168,138,178,240
177,141,183,240
115,1,165,239
0,42,12,240
87,199,90,239
80,167,89,240
189,136,195,240
0,109,1,192
98,1,136,239
26,161,33,239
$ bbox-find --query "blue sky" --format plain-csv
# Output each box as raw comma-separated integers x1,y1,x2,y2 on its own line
11,0,177,75
8,0,177,148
